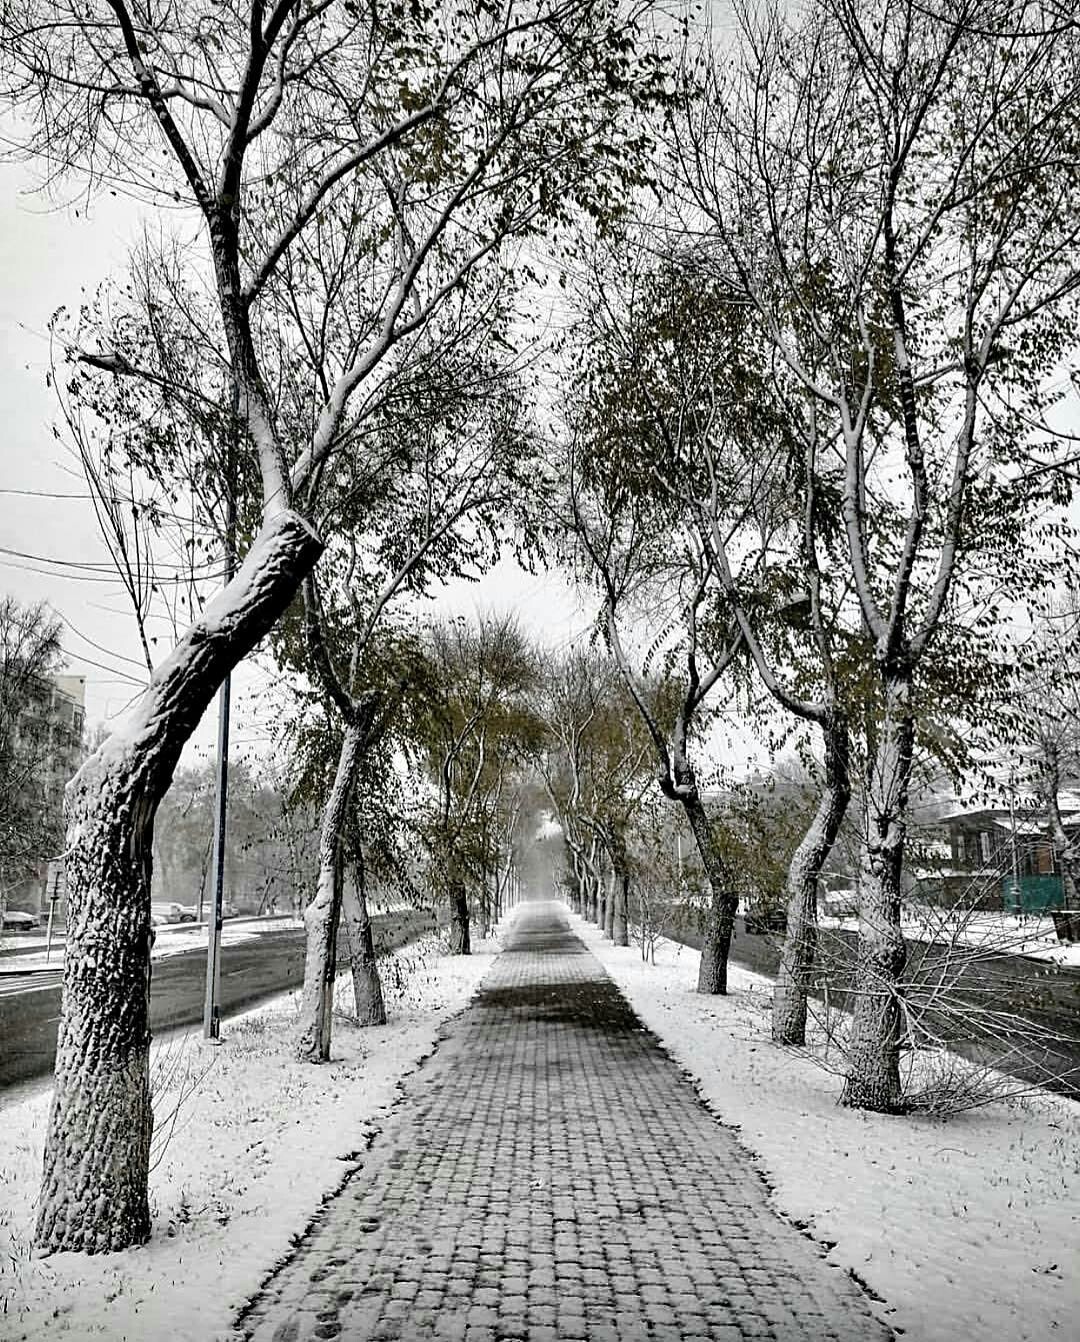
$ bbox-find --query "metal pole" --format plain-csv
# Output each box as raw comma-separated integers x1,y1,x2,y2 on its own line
203,673,231,1039
203,389,237,1041
45,896,56,964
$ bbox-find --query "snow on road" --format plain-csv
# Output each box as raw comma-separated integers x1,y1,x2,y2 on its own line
821,905,1080,968
0,933,500,1341
577,912,1080,1342
0,916,303,973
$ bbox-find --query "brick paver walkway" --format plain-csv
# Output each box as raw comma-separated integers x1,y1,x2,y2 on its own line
240,902,890,1342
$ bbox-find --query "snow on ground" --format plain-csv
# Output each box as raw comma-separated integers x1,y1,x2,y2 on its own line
821,905,1080,967
0,932,501,1341
0,917,303,972
574,911,1080,1342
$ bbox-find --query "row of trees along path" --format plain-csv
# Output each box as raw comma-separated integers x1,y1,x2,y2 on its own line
2,0,1080,1256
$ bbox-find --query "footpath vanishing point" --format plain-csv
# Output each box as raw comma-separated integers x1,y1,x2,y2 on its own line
241,902,889,1342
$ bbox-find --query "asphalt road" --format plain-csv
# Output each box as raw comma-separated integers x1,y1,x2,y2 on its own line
668,915,1080,1098
0,909,436,1091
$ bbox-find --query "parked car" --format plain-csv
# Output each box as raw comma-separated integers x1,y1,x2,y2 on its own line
2,909,39,932
743,902,788,935
819,883,859,917
178,905,199,923
150,902,184,926
194,901,238,921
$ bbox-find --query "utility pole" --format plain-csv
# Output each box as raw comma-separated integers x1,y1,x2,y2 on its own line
203,390,237,1041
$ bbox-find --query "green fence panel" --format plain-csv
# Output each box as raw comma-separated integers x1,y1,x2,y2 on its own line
1001,874,1064,913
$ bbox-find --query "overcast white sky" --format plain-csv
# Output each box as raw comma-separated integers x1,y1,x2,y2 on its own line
0,148,606,764
0,104,781,792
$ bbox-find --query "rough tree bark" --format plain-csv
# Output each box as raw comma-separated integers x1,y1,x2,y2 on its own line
35,511,322,1253
681,788,739,995
297,721,365,1062
840,674,913,1112
594,863,606,928
342,845,386,1027
772,715,851,1045
1043,758,1080,908
603,864,616,939
610,831,630,947
448,875,471,954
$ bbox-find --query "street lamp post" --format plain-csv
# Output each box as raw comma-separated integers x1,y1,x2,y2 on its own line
203,392,237,1041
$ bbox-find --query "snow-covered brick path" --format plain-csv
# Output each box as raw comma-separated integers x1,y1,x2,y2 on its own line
0,933,500,1341
577,912,1080,1342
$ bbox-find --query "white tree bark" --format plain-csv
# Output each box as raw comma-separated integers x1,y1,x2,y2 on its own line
296,722,364,1063
35,511,323,1253
841,675,913,1112
603,862,616,939
341,849,386,1027
772,716,850,1045
679,789,738,995
448,874,471,954
1043,760,1080,909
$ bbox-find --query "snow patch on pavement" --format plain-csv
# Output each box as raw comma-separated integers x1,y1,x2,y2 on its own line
575,910,1080,1342
0,932,502,1341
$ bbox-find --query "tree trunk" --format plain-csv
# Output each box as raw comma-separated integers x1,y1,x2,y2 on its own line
1044,763,1080,907
448,879,470,954
613,867,629,946
841,674,913,1113
297,722,364,1062
582,871,593,921
773,714,851,1045
611,834,630,947
342,848,386,1027
681,789,738,994
35,510,322,1254
604,863,616,939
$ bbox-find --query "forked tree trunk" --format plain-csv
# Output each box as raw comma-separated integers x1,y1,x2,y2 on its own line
841,675,914,1112
773,715,851,1045
682,790,738,994
342,849,386,1027
448,878,470,954
35,511,322,1254
297,721,365,1062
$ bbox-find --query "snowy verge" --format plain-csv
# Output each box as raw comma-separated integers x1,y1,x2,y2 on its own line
818,905,1080,967
574,912,1080,1342
0,933,502,1341
0,917,303,973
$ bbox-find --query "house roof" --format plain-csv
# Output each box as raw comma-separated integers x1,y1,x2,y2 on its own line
939,791,1080,826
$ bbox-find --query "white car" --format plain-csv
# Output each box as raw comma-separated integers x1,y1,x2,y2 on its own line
150,902,184,926
2,909,39,932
